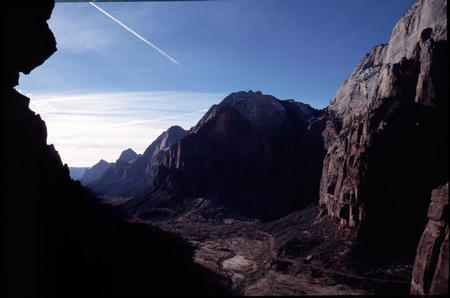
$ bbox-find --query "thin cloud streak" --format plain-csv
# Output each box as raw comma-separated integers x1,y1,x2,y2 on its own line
53,109,206,140
104,110,205,128
29,91,224,167
89,2,180,65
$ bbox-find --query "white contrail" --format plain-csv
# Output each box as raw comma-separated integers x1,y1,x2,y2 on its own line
89,1,180,65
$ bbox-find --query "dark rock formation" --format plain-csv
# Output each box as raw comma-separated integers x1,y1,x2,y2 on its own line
1,0,56,87
80,159,113,185
1,1,231,296
317,0,448,291
68,166,88,181
124,91,326,221
86,126,187,197
411,183,449,295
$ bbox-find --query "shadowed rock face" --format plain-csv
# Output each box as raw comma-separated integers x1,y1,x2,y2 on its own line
2,0,56,87
411,183,449,295
318,0,447,282
2,1,231,296
124,91,326,221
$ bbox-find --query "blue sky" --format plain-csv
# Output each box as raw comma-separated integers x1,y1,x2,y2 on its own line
18,0,415,166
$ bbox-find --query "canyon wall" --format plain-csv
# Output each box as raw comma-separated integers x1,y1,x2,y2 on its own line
317,0,448,293
319,0,447,252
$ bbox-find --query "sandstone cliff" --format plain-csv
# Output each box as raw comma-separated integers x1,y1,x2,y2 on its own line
317,0,447,292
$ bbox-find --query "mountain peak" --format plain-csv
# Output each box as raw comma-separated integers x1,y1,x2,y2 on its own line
166,125,186,136
222,90,265,102
118,148,138,163
227,90,263,97
81,159,113,185
219,90,286,129
158,126,187,152
191,91,317,135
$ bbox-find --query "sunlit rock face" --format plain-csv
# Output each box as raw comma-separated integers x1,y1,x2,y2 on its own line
318,0,447,267
124,91,326,221
143,125,188,186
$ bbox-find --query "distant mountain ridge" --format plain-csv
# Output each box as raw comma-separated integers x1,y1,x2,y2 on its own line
84,126,187,198
81,159,113,185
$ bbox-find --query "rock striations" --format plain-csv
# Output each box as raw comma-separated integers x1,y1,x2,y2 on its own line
142,125,188,186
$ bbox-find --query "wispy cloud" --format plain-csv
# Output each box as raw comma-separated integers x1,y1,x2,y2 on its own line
29,91,225,167
89,2,180,65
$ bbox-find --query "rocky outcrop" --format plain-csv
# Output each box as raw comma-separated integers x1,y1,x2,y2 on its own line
124,91,326,221
80,159,113,185
2,1,231,296
86,126,187,197
2,0,56,87
318,0,447,259
411,183,449,295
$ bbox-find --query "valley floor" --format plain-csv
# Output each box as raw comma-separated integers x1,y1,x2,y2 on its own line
126,205,413,296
